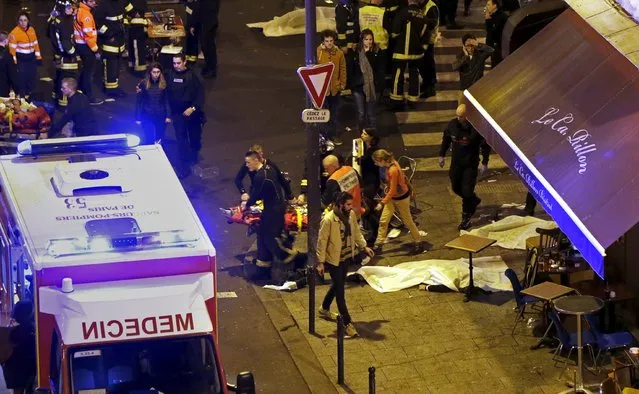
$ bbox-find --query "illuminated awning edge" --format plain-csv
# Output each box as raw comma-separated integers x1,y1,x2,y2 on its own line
464,90,606,278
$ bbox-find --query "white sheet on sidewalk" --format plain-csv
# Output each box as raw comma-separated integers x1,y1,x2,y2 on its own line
247,7,336,37
357,256,512,293
461,215,557,250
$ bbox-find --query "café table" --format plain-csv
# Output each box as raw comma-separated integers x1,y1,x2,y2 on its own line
575,282,634,332
521,281,577,350
445,234,496,302
554,295,605,394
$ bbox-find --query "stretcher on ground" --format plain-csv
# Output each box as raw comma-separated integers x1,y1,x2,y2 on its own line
0,97,51,150
220,203,309,235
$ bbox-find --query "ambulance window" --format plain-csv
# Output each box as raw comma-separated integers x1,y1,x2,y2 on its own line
69,336,223,394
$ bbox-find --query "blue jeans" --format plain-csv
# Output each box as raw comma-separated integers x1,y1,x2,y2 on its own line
352,90,377,129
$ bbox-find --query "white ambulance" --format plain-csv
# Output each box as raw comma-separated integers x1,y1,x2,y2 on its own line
0,135,254,393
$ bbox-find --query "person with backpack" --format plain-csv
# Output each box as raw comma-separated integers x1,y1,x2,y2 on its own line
372,149,425,254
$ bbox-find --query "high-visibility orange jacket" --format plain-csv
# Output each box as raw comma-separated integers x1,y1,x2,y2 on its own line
74,2,99,52
8,26,42,63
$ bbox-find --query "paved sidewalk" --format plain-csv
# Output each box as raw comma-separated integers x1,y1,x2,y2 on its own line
248,165,601,393
270,173,578,394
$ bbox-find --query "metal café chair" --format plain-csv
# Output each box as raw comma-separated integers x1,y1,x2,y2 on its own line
584,313,636,369
504,268,543,334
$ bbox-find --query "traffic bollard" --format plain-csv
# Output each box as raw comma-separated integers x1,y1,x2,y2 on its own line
337,315,345,384
308,266,315,333
368,366,376,394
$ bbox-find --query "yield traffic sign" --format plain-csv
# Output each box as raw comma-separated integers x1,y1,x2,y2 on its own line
297,63,335,109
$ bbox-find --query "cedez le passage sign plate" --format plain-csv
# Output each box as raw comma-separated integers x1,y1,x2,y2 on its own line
301,109,330,123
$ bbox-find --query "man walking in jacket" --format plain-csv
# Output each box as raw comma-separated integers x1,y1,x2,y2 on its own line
317,30,347,145
438,104,490,230
317,192,374,339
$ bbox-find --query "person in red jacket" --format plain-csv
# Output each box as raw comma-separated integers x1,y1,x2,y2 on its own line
8,12,42,99
372,149,424,254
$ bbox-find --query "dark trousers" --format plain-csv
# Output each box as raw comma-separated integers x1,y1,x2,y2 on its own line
185,28,199,64
16,59,37,97
256,207,287,263
441,0,459,24
128,27,147,73
140,112,166,144
172,111,203,169
464,0,472,12
419,45,437,89
200,24,218,73
102,53,121,91
54,58,79,106
525,192,537,214
77,45,96,99
390,58,420,103
322,259,351,326
450,165,480,215
323,95,341,138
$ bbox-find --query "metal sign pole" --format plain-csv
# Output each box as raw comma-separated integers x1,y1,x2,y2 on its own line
304,0,319,334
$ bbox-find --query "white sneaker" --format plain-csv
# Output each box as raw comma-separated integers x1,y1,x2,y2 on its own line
344,323,358,338
318,308,338,321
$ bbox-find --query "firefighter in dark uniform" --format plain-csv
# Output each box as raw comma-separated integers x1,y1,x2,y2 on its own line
419,0,439,98
198,0,220,79
244,150,297,272
438,104,491,230
95,0,132,97
126,0,147,75
49,0,79,107
382,0,406,73
166,53,205,178
390,0,427,107
336,0,360,53
183,0,199,65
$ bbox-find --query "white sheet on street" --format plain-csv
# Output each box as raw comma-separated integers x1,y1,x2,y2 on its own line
247,7,336,37
357,256,512,293
461,215,557,250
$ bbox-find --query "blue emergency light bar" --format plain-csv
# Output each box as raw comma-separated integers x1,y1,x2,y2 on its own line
17,134,140,156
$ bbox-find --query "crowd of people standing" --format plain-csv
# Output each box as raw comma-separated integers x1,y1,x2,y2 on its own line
0,0,220,179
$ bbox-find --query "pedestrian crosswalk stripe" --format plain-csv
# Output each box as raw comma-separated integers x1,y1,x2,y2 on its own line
415,154,508,172
436,36,485,48
397,109,457,125
419,90,460,103
403,132,442,147
437,72,460,82
435,54,457,64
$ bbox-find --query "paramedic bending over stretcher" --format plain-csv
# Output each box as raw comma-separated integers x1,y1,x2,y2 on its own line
244,150,296,271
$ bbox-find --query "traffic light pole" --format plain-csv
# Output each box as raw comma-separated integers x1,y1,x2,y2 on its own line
304,1,319,334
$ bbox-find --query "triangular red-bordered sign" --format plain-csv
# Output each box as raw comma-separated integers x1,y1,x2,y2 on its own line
297,63,335,109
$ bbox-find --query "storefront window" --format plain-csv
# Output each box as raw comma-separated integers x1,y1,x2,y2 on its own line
69,336,222,394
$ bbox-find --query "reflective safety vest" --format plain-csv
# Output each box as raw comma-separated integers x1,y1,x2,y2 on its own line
329,166,363,215
8,26,42,63
74,2,98,52
422,0,439,46
359,5,389,50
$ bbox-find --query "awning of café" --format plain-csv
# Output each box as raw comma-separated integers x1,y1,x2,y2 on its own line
463,9,639,279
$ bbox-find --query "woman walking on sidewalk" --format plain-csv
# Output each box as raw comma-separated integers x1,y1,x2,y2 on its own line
372,149,424,254
317,192,374,338
135,63,171,144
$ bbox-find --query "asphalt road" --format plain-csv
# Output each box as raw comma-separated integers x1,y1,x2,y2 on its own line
0,0,315,392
